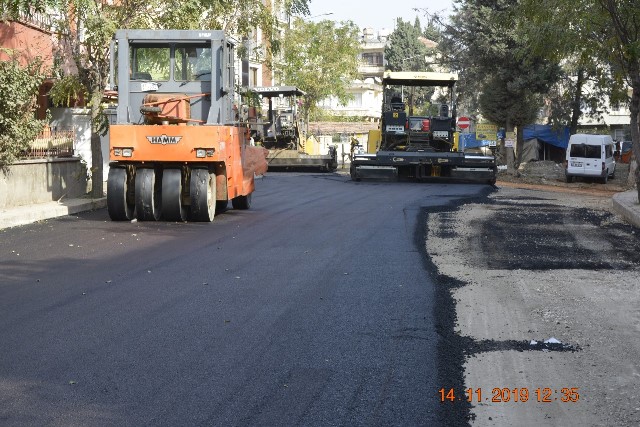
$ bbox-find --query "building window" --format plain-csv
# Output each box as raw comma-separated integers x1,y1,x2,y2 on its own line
348,93,363,107
361,52,383,66
613,128,626,141
250,67,258,86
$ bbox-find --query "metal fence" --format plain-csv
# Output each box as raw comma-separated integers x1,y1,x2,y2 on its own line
23,127,75,158
18,10,55,32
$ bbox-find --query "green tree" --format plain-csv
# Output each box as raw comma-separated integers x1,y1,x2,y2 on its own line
277,18,360,122
596,0,640,193
519,0,640,195
542,65,613,135
1,0,310,196
518,0,622,135
0,52,48,166
151,0,309,60
384,18,431,72
441,0,561,166
384,18,440,115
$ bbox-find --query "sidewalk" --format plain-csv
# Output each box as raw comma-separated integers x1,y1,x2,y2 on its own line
0,197,106,230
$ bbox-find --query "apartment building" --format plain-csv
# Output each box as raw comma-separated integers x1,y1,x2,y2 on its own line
317,27,388,120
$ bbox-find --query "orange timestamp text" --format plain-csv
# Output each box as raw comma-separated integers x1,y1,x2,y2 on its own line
439,387,580,403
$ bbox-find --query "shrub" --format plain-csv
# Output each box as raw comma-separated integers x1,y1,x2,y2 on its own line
0,50,48,166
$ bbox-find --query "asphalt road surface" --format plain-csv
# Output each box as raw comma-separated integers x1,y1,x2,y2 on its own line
0,172,492,426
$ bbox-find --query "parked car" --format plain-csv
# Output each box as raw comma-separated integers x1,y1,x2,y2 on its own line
565,134,616,183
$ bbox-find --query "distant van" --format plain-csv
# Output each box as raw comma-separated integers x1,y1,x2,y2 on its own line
565,134,616,183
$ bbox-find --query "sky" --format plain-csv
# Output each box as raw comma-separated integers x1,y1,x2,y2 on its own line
307,0,454,32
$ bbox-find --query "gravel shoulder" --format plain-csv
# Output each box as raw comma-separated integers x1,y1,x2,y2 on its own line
425,184,640,426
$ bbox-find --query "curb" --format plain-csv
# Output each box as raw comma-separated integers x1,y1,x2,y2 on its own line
0,198,107,230
612,190,640,229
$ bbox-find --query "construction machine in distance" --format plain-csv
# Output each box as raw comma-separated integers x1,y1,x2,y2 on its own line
106,29,267,222
246,86,338,171
350,71,497,184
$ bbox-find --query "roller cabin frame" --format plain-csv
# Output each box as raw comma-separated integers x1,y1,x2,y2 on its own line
106,29,255,222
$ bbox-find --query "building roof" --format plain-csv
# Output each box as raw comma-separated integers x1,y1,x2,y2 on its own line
418,36,438,49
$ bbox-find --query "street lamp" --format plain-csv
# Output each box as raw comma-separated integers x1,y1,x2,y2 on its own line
308,12,334,20
290,12,333,29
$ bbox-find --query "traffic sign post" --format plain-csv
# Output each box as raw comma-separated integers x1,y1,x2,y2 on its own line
475,123,498,146
457,116,470,130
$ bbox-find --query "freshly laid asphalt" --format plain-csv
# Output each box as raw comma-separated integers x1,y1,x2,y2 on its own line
1,172,639,426
2,172,486,425
1,181,639,231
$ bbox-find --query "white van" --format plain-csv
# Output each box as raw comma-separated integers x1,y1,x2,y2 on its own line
565,134,616,183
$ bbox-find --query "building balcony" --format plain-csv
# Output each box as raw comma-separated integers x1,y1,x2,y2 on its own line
358,65,385,76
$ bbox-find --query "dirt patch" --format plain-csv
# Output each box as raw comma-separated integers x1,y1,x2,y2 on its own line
497,160,632,195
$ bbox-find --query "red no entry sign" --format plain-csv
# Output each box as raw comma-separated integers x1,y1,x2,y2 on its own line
457,116,470,129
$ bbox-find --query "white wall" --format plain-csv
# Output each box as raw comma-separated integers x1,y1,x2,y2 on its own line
50,107,111,183
49,107,91,162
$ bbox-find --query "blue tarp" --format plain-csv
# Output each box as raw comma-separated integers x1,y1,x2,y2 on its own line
460,133,491,149
523,124,570,149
